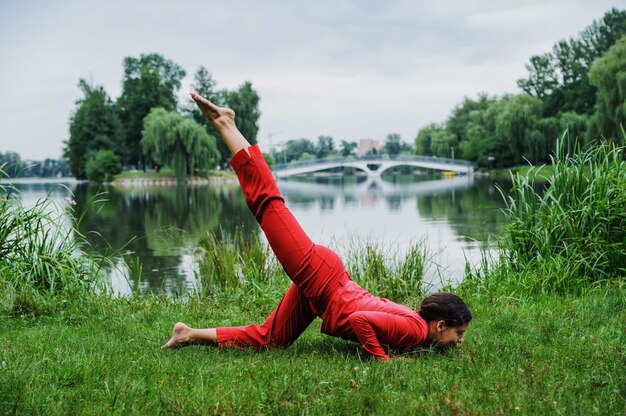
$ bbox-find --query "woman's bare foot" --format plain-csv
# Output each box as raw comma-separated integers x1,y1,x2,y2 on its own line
190,92,236,131
162,322,193,349
190,91,251,156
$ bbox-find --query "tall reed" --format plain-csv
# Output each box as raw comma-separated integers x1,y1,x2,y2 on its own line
0,174,109,314
344,240,427,300
195,226,427,301
195,227,285,297
494,132,626,293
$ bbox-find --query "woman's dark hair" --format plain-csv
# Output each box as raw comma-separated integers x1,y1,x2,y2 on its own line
418,292,472,326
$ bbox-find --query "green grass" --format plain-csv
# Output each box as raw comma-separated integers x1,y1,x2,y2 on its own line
112,170,176,181
1,289,624,415
491,164,556,181
2,138,626,414
112,169,236,183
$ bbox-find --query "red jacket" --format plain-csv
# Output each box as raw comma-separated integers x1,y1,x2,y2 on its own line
321,280,428,360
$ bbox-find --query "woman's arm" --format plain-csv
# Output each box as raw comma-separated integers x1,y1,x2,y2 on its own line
348,311,425,361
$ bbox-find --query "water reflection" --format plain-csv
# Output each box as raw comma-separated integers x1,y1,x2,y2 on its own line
278,174,507,286
71,183,258,294
278,174,504,243
10,174,509,294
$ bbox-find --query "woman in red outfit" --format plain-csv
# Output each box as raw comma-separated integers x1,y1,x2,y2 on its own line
163,93,472,361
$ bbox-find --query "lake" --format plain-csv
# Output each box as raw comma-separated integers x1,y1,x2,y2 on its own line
6,173,508,295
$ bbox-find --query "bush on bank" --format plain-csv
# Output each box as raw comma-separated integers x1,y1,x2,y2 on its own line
0,177,111,316
464,133,626,296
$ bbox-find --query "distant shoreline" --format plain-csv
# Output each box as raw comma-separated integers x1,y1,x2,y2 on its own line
0,177,82,185
110,170,238,187
111,176,237,187
1,165,552,186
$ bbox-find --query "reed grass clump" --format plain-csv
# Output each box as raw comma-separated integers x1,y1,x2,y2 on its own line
0,175,108,315
195,227,427,300
345,240,427,300
195,227,285,296
495,133,626,293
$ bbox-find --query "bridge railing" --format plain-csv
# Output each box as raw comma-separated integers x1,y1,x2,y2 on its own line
273,154,475,171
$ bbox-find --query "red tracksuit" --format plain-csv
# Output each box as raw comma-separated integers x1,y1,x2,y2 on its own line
216,145,428,360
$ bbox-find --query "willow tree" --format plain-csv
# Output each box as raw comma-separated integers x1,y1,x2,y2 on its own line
141,108,220,183
495,94,545,165
589,34,626,142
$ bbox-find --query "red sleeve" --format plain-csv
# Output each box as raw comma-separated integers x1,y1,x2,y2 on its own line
348,311,423,361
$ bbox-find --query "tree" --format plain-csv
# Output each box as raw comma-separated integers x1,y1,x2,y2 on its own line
182,71,262,168
187,66,221,111
537,112,592,153
339,140,357,157
141,108,220,183
263,152,274,169
116,53,186,167
0,152,23,177
315,136,334,158
285,138,315,162
85,150,122,183
430,130,457,158
517,8,626,116
64,79,123,179
382,133,410,158
589,34,626,142
517,55,559,99
447,94,496,144
183,66,222,143
495,94,545,165
458,99,504,166
221,81,261,167
415,123,445,155
298,152,315,161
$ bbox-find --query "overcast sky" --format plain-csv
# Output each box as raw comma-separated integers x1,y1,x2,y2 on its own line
0,1,622,160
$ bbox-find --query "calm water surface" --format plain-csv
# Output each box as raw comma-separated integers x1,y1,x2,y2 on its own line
8,173,508,295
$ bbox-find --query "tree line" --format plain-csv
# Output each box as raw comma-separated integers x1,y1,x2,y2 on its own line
63,9,624,180
415,8,626,168
271,133,412,166
0,152,70,178
64,54,261,182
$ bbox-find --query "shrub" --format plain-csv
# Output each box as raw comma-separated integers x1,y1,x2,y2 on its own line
0,172,109,315
85,150,122,183
263,152,274,169
495,132,626,293
344,240,426,301
195,227,285,297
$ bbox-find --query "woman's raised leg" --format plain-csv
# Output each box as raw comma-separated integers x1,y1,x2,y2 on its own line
191,93,349,314
191,92,250,156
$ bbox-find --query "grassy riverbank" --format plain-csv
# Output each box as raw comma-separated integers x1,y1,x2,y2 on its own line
489,164,556,181
1,287,624,415
111,169,236,186
1,137,624,414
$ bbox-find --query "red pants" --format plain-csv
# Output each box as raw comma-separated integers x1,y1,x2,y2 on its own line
216,145,350,349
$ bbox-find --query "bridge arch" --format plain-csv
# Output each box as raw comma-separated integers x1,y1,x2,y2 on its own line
273,156,474,178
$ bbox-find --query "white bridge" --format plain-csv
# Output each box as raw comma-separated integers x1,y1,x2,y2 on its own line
273,155,475,178
277,175,475,198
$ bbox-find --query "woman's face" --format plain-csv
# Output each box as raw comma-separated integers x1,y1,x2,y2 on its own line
433,322,469,348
